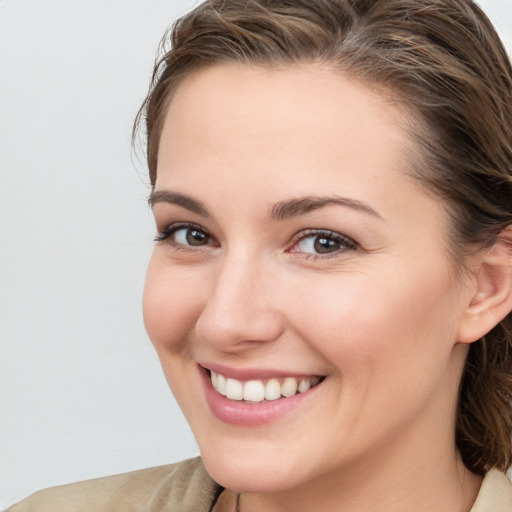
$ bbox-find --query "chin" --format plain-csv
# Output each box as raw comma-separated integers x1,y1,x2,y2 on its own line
199,444,306,493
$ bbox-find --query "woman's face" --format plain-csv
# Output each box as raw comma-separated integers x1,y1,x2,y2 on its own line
144,64,475,493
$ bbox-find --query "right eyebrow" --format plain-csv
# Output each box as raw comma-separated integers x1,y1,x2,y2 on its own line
270,195,383,221
148,190,210,217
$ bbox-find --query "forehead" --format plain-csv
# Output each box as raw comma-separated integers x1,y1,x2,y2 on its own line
156,63,414,204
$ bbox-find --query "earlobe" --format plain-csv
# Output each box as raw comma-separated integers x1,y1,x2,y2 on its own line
458,227,512,344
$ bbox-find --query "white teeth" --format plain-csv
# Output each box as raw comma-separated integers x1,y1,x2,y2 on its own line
264,379,281,401
281,377,298,397
209,371,321,403
225,378,243,400
298,378,311,393
243,380,265,402
216,373,227,396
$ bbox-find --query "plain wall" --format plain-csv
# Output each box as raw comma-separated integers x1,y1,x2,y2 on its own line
1,0,511,508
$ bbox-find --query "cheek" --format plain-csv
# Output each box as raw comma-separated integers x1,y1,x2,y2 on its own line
289,265,458,374
142,256,205,353
288,268,462,440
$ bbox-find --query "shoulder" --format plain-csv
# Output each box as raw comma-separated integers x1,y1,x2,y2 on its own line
471,469,512,512
7,457,221,512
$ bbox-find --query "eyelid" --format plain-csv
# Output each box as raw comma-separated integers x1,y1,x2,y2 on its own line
154,221,216,245
288,228,358,255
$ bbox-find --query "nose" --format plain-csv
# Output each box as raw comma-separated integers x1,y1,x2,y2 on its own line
195,252,285,352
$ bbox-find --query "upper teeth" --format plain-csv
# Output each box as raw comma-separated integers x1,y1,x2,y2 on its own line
210,371,321,403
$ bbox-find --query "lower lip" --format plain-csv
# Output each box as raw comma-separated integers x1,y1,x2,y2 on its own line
199,367,323,427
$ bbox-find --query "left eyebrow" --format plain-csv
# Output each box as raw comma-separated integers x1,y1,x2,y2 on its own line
148,190,210,217
270,195,383,221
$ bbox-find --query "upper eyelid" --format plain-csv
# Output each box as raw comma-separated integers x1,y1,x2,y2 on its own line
154,221,213,243
292,228,357,244
157,221,211,234
294,228,347,237
288,229,359,256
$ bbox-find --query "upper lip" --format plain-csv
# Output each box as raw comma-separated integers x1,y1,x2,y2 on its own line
198,362,324,381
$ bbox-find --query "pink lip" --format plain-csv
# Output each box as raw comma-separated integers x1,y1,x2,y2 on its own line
199,362,321,382
198,365,324,427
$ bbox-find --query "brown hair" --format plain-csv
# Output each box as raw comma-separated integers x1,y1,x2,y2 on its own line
135,0,512,474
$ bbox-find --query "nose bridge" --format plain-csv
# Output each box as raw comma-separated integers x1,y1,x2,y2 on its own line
195,248,284,349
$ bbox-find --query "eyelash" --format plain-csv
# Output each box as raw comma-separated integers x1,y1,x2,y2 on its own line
154,222,217,248
154,223,358,258
289,229,358,259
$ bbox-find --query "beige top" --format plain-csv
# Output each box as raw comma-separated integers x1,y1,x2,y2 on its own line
7,457,512,511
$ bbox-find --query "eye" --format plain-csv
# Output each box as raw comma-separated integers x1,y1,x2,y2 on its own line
155,222,217,248
290,230,357,256
174,227,210,246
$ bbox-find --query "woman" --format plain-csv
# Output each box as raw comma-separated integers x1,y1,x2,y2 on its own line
9,0,512,510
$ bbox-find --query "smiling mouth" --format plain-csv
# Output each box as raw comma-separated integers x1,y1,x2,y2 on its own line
209,370,325,404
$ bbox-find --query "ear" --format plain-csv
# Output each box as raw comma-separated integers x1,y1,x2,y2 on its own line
458,226,512,344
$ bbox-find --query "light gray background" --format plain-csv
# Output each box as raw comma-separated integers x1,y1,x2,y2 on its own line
1,0,511,508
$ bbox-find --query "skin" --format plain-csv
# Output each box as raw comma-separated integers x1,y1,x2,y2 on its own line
143,63,484,511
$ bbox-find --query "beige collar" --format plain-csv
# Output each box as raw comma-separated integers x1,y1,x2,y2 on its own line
470,469,512,511
211,488,240,512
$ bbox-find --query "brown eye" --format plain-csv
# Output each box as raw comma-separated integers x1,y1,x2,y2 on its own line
174,227,212,246
313,236,341,254
184,228,210,246
154,223,217,248
292,230,357,256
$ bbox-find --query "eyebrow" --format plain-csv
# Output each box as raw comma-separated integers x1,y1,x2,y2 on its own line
270,195,383,221
149,190,210,216
149,189,382,221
